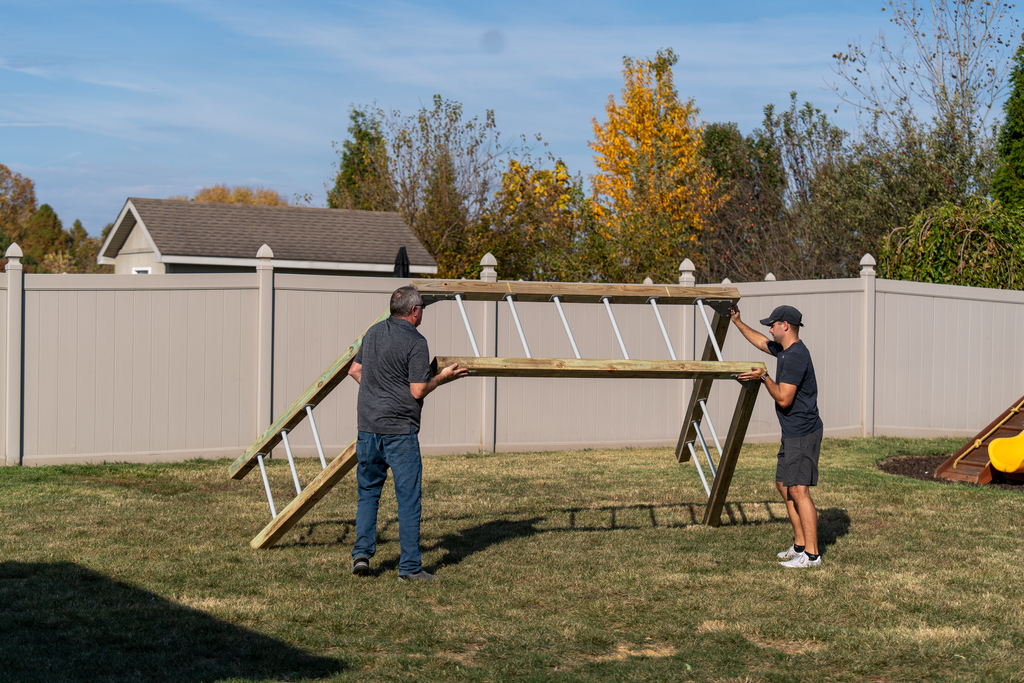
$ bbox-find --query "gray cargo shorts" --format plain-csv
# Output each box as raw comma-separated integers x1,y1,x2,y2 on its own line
776,427,823,487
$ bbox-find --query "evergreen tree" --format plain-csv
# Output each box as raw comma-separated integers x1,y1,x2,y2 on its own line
21,204,68,273
993,42,1024,209
327,109,396,212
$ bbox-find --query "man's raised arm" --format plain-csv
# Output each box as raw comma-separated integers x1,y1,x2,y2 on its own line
730,305,771,354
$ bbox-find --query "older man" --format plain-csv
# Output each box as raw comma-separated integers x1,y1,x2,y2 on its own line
731,304,824,568
348,286,468,581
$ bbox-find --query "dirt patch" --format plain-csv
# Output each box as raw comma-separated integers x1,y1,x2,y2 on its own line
877,455,1024,491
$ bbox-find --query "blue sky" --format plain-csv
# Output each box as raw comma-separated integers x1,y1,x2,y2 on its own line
2,0,894,235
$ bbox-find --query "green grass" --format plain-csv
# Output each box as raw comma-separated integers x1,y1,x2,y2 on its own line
1,437,1023,682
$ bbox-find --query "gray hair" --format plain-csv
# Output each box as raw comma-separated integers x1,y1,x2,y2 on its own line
390,286,422,317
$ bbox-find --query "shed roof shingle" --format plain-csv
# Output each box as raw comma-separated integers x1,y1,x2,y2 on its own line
103,198,436,268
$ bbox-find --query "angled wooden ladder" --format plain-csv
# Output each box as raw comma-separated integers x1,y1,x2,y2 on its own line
229,280,763,549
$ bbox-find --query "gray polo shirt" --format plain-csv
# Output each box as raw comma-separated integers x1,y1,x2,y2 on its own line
354,317,433,434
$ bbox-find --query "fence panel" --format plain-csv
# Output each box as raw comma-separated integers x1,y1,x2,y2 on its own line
873,280,1024,437
7,263,1024,466
21,274,258,465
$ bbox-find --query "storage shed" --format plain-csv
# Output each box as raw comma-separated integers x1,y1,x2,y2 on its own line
97,198,437,276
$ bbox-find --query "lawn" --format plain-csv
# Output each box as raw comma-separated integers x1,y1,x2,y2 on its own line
1,437,1022,682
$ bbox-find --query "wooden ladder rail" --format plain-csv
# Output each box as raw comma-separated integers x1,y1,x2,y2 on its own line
671,305,764,526
227,308,390,482
676,307,731,462
249,438,359,549
702,379,761,526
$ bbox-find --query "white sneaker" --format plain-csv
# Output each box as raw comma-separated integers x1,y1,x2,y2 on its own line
777,545,800,560
780,552,822,568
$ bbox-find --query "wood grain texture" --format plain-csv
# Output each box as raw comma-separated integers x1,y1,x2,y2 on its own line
228,307,389,480
676,311,733,461
702,379,761,527
250,438,358,549
432,356,764,380
412,279,739,306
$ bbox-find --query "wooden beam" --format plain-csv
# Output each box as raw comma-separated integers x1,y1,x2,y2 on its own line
703,379,761,527
432,356,765,380
676,310,733,462
228,307,390,481
250,438,359,549
412,279,739,306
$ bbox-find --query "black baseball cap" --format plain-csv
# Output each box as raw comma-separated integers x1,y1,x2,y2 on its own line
760,305,803,327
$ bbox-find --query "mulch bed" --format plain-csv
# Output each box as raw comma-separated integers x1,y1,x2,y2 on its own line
877,454,1024,491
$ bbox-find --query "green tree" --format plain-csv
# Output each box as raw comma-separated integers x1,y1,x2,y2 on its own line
993,42,1024,209
45,219,111,274
20,204,68,273
830,0,1015,200
327,108,396,211
700,122,787,282
880,198,1024,289
335,96,535,278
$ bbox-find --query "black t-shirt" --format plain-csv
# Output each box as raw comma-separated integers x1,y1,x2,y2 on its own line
767,339,823,438
354,317,433,434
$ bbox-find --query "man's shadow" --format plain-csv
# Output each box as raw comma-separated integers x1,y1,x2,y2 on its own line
817,507,852,554
290,503,851,570
0,562,345,683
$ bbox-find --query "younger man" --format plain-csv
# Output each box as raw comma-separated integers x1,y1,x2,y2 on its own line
731,304,824,568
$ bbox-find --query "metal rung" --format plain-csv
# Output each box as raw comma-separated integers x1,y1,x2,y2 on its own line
601,297,629,360
551,296,581,359
697,399,723,458
693,421,717,477
257,454,277,518
687,441,711,498
454,294,481,357
280,430,302,496
695,299,724,362
305,405,327,469
648,298,677,360
504,294,531,358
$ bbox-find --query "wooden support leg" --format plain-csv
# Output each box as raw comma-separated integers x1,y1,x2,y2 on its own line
702,379,760,527
676,310,731,462
250,437,359,549
229,307,390,481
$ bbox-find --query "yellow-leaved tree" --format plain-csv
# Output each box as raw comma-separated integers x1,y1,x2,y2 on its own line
589,48,716,283
172,184,289,206
482,158,602,281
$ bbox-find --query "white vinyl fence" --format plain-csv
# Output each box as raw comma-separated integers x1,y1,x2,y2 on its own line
4,244,1023,467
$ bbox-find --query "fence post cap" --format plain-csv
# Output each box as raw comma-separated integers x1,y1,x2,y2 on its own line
256,244,274,259
765,272,776,281
679,258,695,272
642,276,653,285
4,243,23,259
860,253,876,267
480,252,497,267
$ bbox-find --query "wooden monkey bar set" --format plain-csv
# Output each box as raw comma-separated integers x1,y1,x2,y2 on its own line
228,280,765,549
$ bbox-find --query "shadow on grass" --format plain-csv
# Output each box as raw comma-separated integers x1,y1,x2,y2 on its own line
287,499,834,570
0,562,345,683
817,507,852,552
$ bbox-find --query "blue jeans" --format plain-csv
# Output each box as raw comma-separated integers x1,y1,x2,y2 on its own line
351,430,423,575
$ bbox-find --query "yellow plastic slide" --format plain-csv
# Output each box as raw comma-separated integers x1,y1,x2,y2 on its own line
988,431,1024,473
